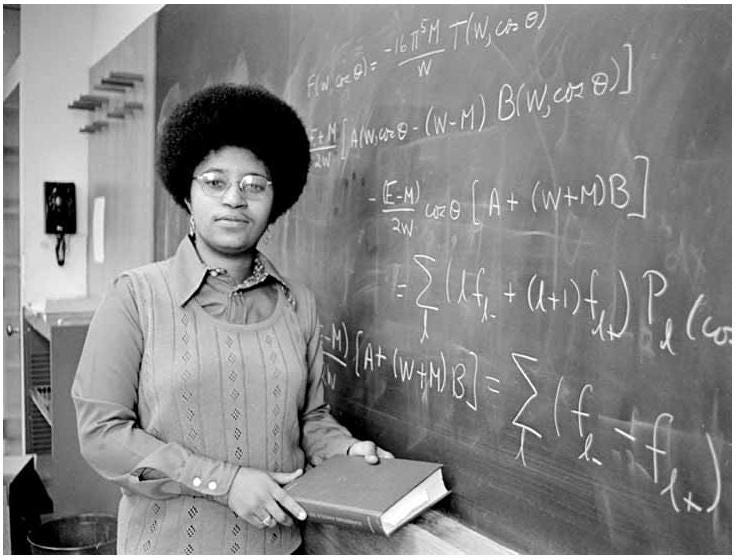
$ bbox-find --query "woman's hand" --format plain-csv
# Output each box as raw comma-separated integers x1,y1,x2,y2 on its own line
227,467,307,529
347,440,394,464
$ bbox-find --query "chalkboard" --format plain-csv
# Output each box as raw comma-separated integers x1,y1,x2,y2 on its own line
155,5,731,554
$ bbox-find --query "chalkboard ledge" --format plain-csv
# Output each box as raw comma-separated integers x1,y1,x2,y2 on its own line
303,510,516,554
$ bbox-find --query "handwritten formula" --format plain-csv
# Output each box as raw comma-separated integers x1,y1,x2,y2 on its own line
321,320,725,518
306,7,548,98
283,4,731,552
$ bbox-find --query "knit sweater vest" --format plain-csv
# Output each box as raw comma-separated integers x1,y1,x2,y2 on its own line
119,260,309,554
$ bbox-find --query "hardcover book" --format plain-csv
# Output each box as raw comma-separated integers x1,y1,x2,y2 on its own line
285,455,450,536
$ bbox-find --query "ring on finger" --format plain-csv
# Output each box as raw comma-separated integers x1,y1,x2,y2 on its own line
262,515,272,526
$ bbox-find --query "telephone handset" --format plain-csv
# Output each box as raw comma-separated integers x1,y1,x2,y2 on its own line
44,182,76,265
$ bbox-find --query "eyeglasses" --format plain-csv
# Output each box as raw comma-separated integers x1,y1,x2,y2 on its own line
193,171,272,200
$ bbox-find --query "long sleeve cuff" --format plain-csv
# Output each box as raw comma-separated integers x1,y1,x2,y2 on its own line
74,393,239,504
300,404,359,464
131,442,240,502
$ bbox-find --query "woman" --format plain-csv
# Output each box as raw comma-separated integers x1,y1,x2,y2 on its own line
72,83,392,555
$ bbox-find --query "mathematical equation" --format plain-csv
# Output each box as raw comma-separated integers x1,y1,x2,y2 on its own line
306,9,634,167
497,42,633,123
298,4,731,539
308,37,632,167
404,252,731,352
306,6,548,97
365,153,651,241
321,324,724,516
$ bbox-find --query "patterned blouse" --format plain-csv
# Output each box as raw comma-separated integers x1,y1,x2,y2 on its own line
72,237,358,554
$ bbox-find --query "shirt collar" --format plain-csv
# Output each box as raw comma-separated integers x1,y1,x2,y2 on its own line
170,236,289,307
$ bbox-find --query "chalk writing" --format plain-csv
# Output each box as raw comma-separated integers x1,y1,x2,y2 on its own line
425,94,487,136
686,293,733,347
531,154,650,220
397,247,730,355
389,17,443,77
448,6,547,51
293,6,730,546
307,54,379,99
320,323,725,516
511,352,542,467
497,43,633,123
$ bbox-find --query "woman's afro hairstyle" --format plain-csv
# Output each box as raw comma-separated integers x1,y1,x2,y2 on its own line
156,83,311,222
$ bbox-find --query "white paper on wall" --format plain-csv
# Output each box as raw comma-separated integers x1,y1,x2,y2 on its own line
93,196,105,263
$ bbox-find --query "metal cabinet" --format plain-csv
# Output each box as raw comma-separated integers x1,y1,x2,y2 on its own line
22,309,119,516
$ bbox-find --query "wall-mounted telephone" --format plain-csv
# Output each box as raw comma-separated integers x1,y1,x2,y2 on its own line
44,182,76,266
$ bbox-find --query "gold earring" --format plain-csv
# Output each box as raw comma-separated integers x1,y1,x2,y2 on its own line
189,215,196,238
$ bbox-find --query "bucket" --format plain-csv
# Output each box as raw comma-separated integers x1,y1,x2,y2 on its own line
27,514,117,555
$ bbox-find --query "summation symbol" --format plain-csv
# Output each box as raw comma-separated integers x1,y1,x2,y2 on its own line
510,352,542,467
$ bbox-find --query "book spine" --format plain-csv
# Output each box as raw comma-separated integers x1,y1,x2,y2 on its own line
302,502,385,535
